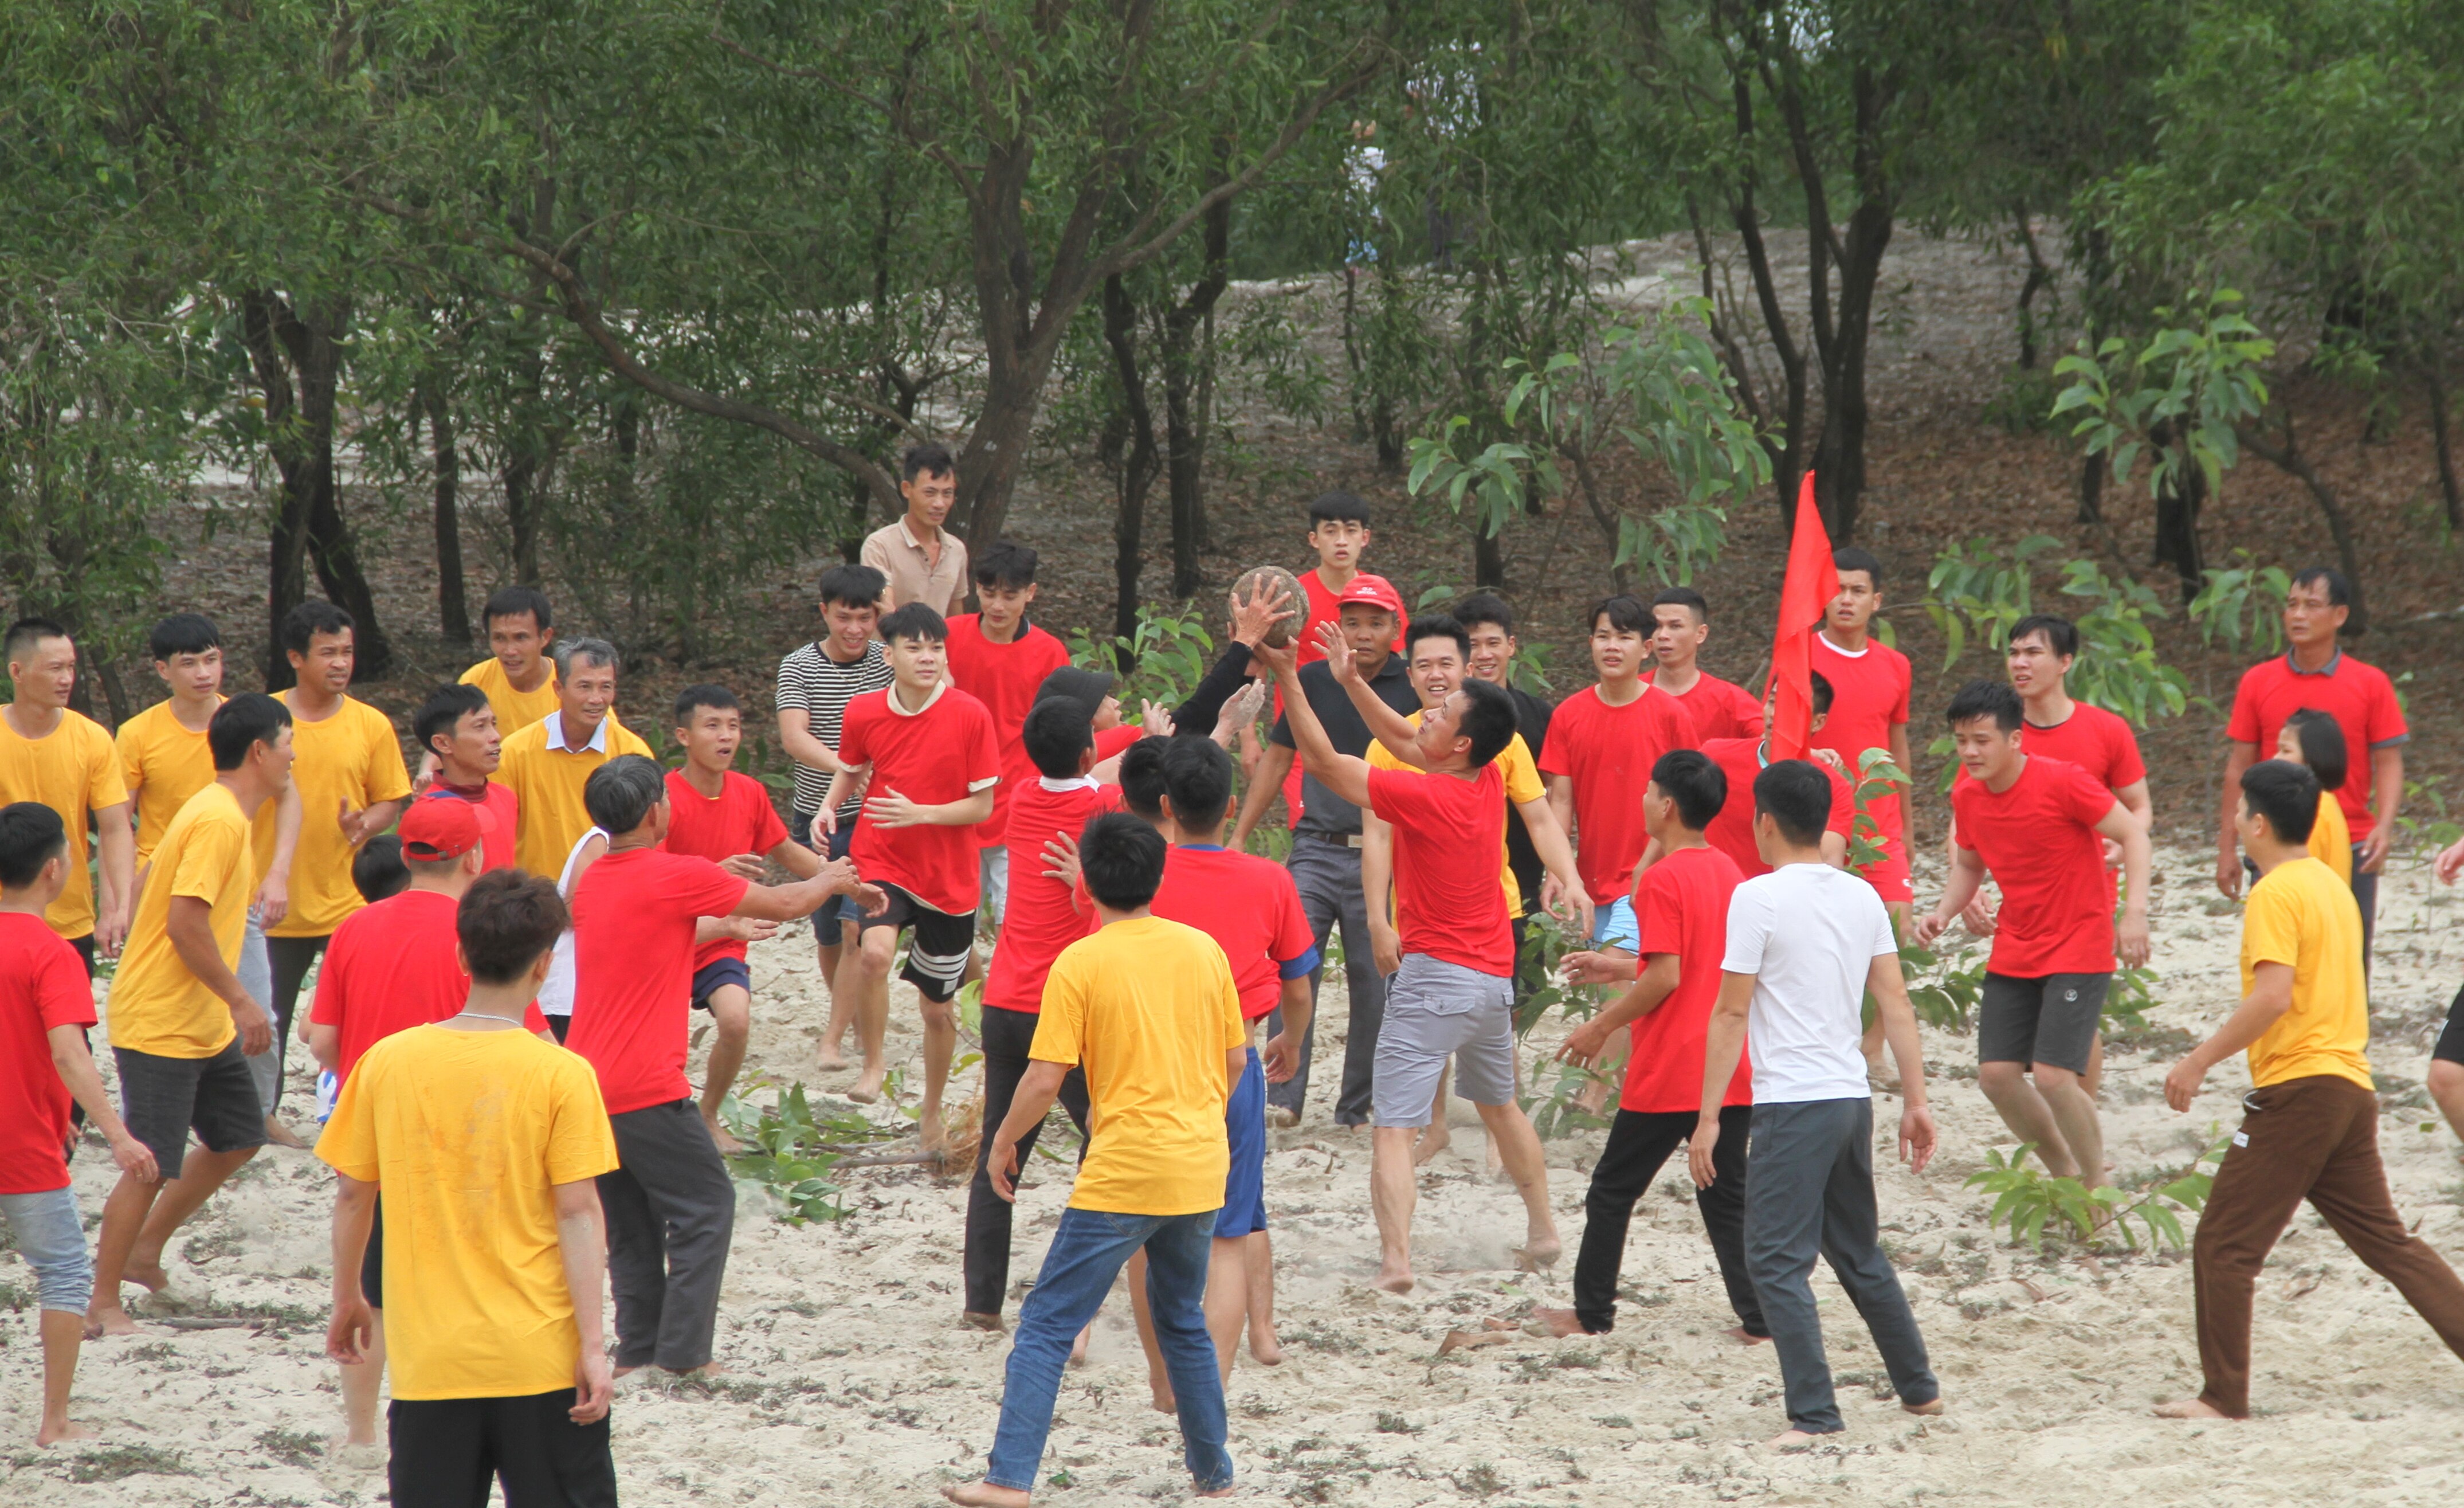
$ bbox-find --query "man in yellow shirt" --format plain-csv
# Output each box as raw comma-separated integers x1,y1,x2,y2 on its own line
90,694,295,1337
497,638,653,878
2157,759,2464,1422
0,618,133,972
949,814,1246,1507
256,602,411,1142
320,868,619,1504
456,586,562,738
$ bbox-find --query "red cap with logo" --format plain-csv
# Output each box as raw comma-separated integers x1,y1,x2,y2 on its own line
1332,573,1405,617
399,796,495,861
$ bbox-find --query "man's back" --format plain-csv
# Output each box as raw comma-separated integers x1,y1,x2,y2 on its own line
2241,855,2373,1091
311,890,476,1082
984,778,1119,1013
1722,861,1894,1104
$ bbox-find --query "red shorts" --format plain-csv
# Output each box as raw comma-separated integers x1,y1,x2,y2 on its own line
1854,828,1913,904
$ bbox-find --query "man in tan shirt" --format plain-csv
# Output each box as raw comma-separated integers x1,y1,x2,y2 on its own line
860,444,969,616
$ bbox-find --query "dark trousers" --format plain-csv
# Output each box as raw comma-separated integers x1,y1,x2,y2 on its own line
2193,1074,2464,1417
1270,838,1383,1125
260,933,329,1114
598,1100,735,1372
2349,843,2377,970
962,1005,1092,1317
1744,1098,1937,1434
389,1389,617,1507
1572,1106,1763,1337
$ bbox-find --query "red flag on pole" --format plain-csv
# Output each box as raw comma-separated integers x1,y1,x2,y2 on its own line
1767,473,1839,761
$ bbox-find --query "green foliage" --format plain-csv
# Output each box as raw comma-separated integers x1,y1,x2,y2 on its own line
1965,1134,2227,1252
720,1083,903,1225
2051,289,2273,502
1513,908,1614,1141
1069,602,1214,715
2104,960,2162,1035
1899,934,1987,1035
1922,537,2188,726
1846,749,1911,872
2186,550,2292,655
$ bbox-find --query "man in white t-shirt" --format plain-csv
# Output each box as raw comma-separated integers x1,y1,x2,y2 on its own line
1689,758,1942,1448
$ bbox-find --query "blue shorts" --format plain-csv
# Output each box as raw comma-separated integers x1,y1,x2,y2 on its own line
790,812,861,938
1215,1046,1269,1239
1591,896,1639,953
691,957,752,1010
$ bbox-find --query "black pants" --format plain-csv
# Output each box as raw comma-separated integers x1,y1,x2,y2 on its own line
962,1005,1092,1317
1572,1104,1764,1337
262,934,329,1114
599,1099,735,1371
389,1389,617,1507
2350,843,2377,973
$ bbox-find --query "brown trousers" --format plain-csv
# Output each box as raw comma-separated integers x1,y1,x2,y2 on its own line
2194,1073,2464,1416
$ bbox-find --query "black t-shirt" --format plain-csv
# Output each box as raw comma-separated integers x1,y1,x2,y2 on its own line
1269,656,1418,836
1500,685,1555,906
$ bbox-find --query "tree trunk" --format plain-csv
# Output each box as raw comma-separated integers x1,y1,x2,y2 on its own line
2012,207,2054,370
1101,275,1164,655
304,471,393,679
2242,409,2368,634
2076,449,2103,525
1162,191,1231,598
1472,519,1506,589
423,379,470,647
2148,425,2206,598
2427,363,2461,531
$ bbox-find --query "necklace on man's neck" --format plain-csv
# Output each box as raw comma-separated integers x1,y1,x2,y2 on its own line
448,1010,523,1029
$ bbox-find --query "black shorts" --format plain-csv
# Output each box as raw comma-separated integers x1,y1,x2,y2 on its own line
389,1389,617,1508
690,958,752,1011
69,934,96,979
2435,984,2464,1066
788,812,861,939
362,1196,384,1308
857,884,975,1003
1976,972,2109,1075
114,1039,266,1180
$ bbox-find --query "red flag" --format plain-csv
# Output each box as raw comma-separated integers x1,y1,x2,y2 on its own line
1767,474,1839,761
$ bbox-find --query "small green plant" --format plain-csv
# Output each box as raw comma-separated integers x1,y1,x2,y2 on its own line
1847,748,1911,872
1899,934,1986,1035
721,1083,906,1224
2104,960,2161,1035
1068,601,1214,711
255,1428,324,1467
69,1443,192,1483
1964,1133,2227,1251
2187,550,2292,655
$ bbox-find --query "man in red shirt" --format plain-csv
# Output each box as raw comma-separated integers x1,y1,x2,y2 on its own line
1810,547,1916,921
408,684,519,871
570,755,875,1377
2216,566,2406,961
1914,681,2152,1189
822,604,1001,1148
1645,587,1764,742
665,684,825,1152
1535,751,1764,1344
1540,594,1697,951
944,542,1072,934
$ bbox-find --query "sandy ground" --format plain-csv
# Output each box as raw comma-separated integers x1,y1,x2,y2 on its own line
7,843,2464,1505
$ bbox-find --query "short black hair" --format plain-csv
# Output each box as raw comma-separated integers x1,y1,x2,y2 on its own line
1117,738,1167,821
819,563,888,612
878,604,948,645
1652,586,1710,623
1590,594,1653,637
210,693,291,771
1651,749,1726,832
973,541,1037,591
1808,668,1835,718
1079,812,1167,909
2291,565,2351,609
458,869,571,985
280,599,354,655
2008,614,2078,660
1022,698,1094,780
1161,739,1235,834
352,834,411,903
1945,679,2024,733
673,683,743,726
1404,612,1469,663
2283,708,2348,792
583,754,668,834
4,617,70,663
1453,593,1515,637
0,803,69,890
903,441,956,481
1307,490,1371,528
1832,547,1884,586
1457,679,1517,767
1754,760,1832,847
481,586,553,633
2241,759,2320,845
414,684,493,758
148,613,222,661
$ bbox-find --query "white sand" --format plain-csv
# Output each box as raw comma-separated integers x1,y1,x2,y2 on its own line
8,844,2464,1504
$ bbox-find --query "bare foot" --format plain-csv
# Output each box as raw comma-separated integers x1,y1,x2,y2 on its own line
1265,1106,1298,1130
1529,1307,1589,1339
121,1256,170,1293
1149,1380,1176,1415
1413,1125,1451,1166
960,1311,1006,1334
1513,1235,1562,1271
1069,1323,1092,1366
1375,1266,1415,1295
847,1070,885,1105
332,1440,386,1471
36,1418,92,1446
943,1482,1031,1508
2153,1397,2232,1420
814,1046,852,1072
672,1361,726,1378
1247,1324,1283,1367
1196,1483,1233,1499
85,1305,138,1338
1573,1080,1610,1118
1727,1327,1772,1346
1767,1428,1825,1451
613,1364,642,1380
703,1116,744,1156
262,1116,309,1150
919,1111,949,1154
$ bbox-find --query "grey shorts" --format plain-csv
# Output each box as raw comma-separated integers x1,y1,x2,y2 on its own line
1977,972,2109,1075
789,812,861,939
1371,954,1516,1127
115,1039,267,1181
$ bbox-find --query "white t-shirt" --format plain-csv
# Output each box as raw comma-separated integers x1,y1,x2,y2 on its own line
1721,861,1896,1103
536,826,607,1019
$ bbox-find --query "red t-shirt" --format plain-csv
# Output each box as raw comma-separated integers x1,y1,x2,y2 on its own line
837,683,1002,914
1622,844,1749,1114
1536,684,1698,903
1700,737,1854,880
983,778,1121,1013
1951,755,2121,976
309,888,547,1082
415,782,520,871
0,914,95,1193
1151,845,1317,1019
2224,651,2409,840
567,848,750,1114
1810,633,1913,891
1366,764,1514,974
662,769,789,969
945,616,1072,849
1645,670,1764,743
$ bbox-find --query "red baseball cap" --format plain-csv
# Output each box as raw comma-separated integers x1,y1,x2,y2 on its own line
1333,573,1404,617
399,796,495,861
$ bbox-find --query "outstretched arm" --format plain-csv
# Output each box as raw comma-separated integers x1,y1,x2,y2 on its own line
1319,623,1421,765
1253,637,1371,812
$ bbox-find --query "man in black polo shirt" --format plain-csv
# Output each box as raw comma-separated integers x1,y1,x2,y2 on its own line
1455,593,1553,946
1232,574,1417,1127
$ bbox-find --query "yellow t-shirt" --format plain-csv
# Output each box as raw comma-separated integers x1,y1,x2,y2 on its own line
117,699,219,869
2306,790,2352,883
108,784,254,1057
496,714,654,876
253,695,412,939
0,708,129,939
315,1024,619,1400
1367,719,1544,918
2239,854,2372,1091
459,658,562,738
1030,916,1246,1216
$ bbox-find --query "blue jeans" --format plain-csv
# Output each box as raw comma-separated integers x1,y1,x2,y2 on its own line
0,1185,93,1313
986,1207,1230,1493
